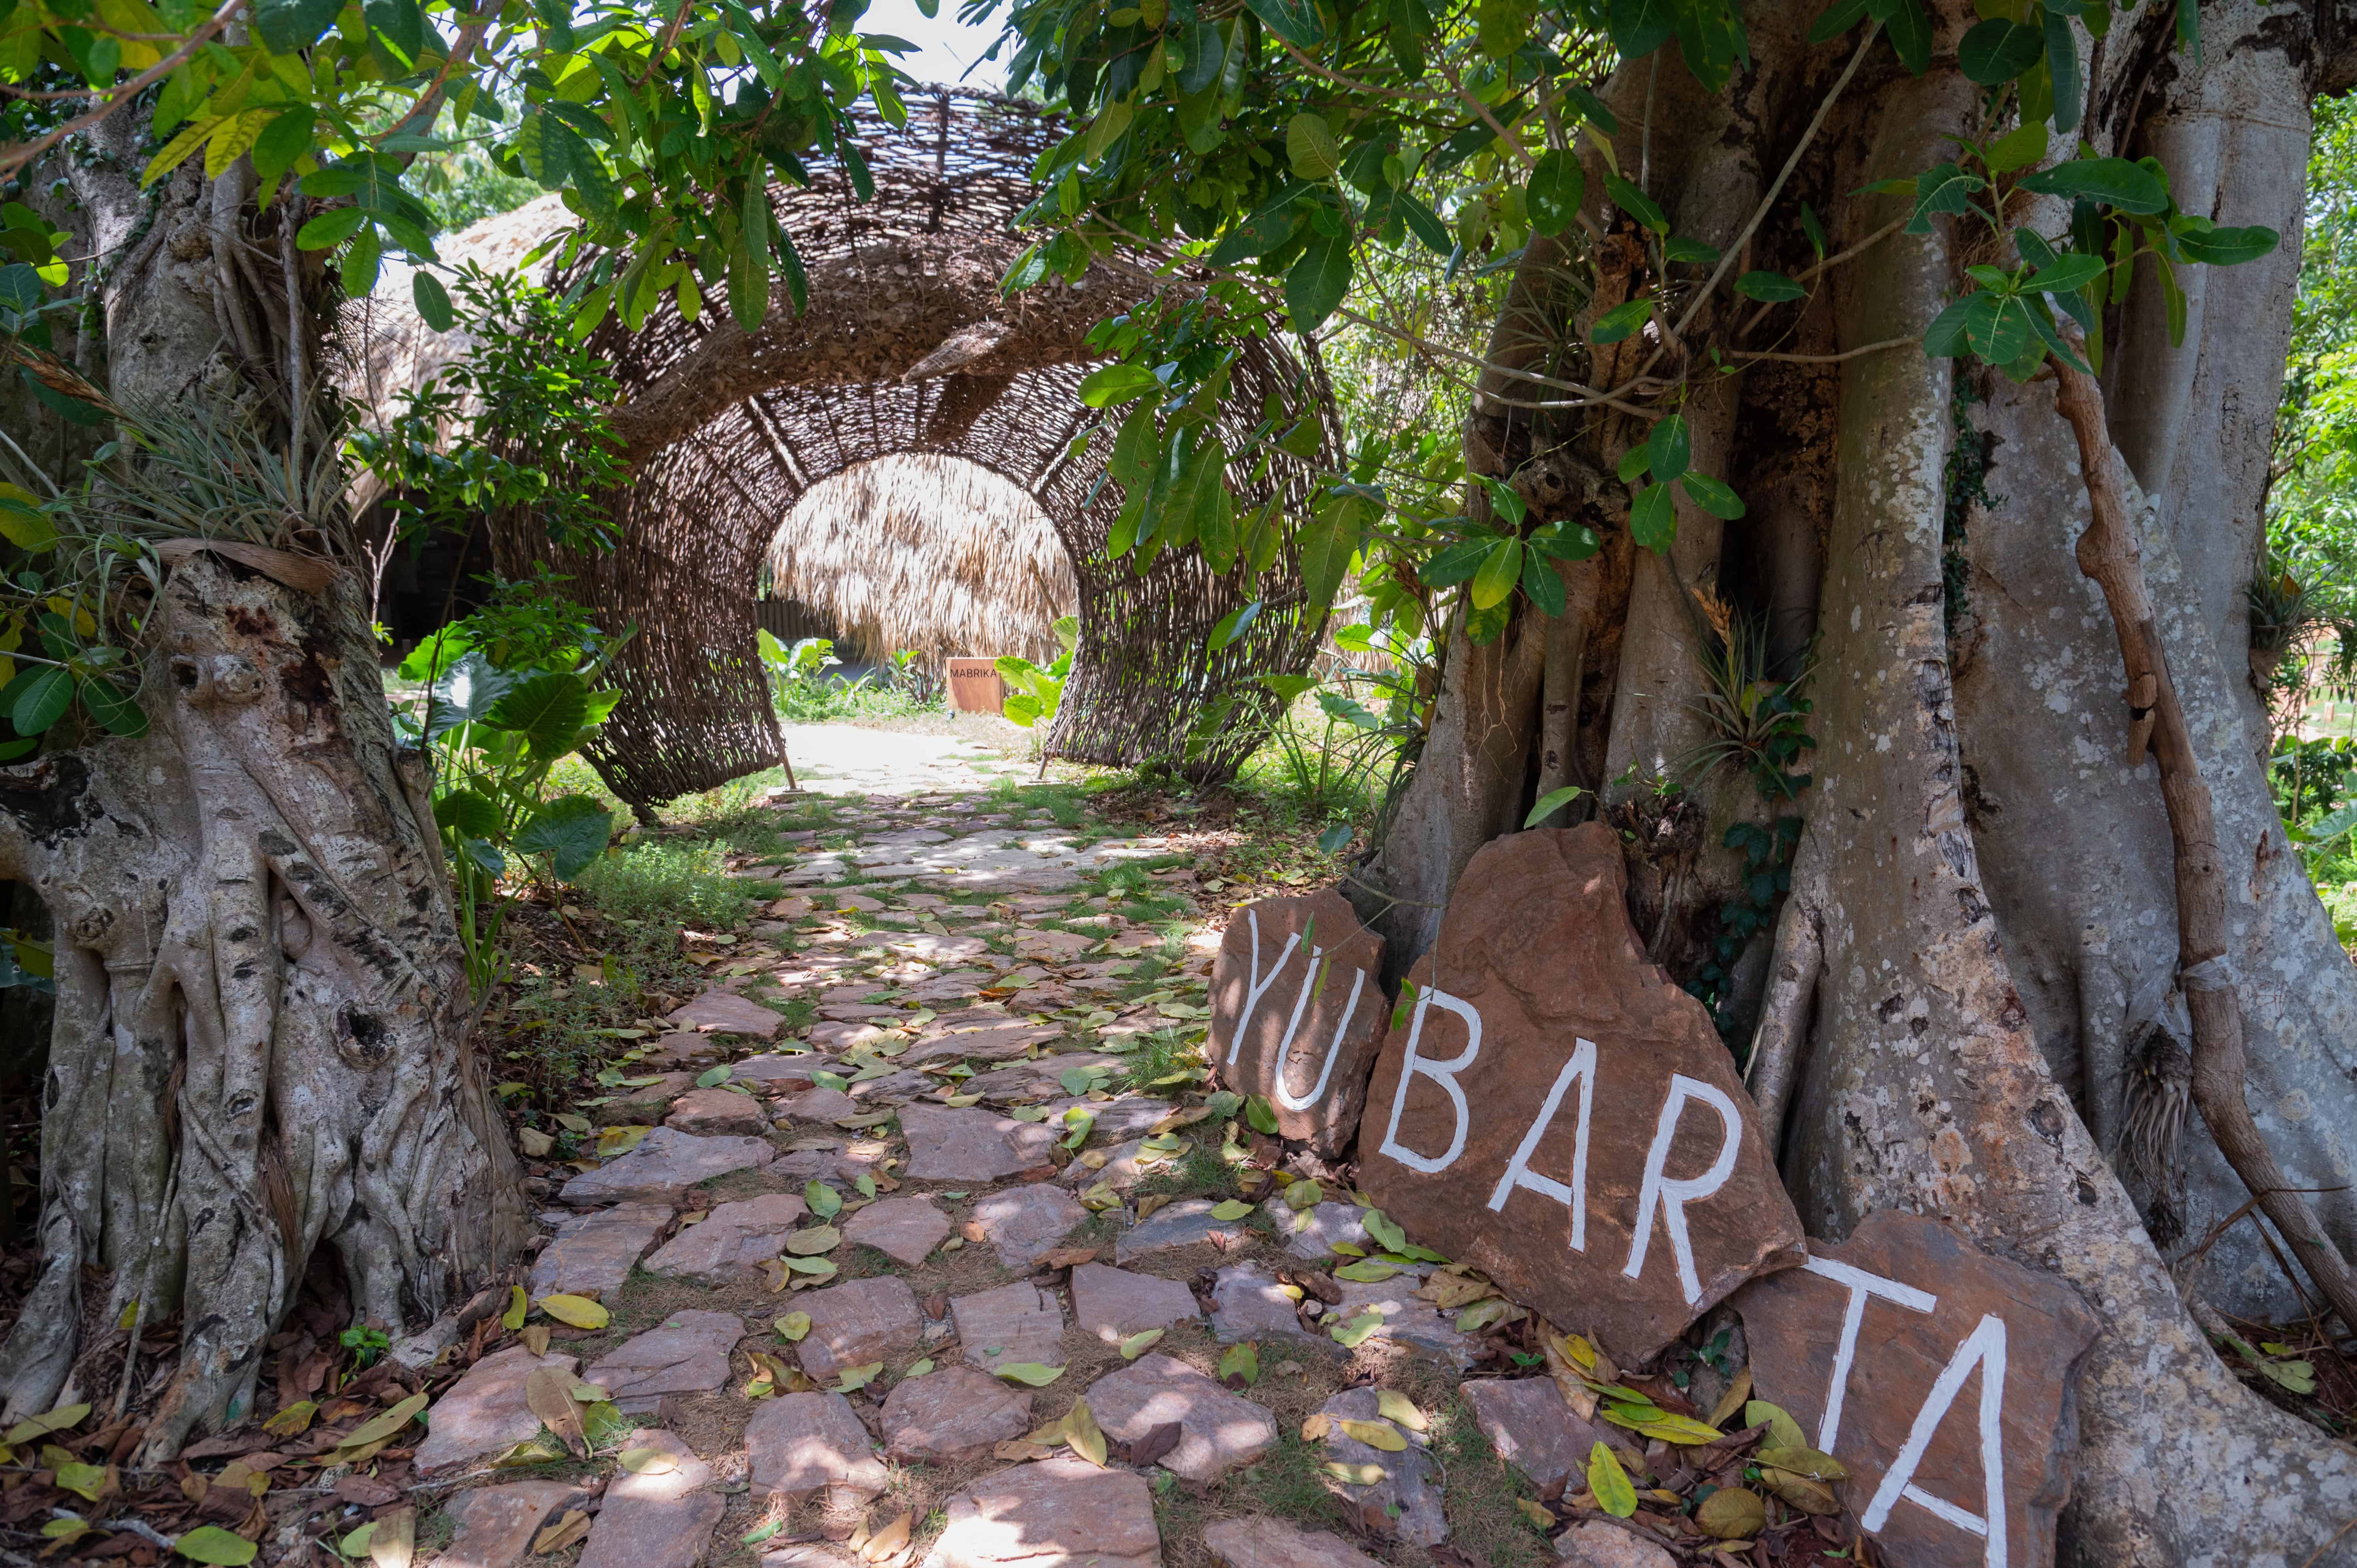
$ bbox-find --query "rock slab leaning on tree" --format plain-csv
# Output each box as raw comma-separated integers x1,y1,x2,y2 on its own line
1358,824,1803,1361
1209,887,1391,1153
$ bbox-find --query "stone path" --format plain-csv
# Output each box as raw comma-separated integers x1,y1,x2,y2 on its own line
414,733,1619,1568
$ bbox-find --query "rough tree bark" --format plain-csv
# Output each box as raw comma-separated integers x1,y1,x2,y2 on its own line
0,134,527,1457
1368,0,2357,1557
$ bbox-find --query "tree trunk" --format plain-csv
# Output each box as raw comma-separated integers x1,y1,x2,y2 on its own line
0,134,527,1457
1373,0,2357,1556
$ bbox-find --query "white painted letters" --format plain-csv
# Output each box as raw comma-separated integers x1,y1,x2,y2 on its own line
1621,1074,1743,1303
1376,988,1482,1174
1224,908,1300,1066
1861,1312,2011,1568
1486,1036,1598,1253
1797,1254,1939,1453
1272,964,1369,1112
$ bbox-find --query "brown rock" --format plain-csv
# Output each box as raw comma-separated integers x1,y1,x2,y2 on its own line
668,990,786,1038
794,1275,925,1380
841,1194,953,1266
575,1429,723,1568
1202,1518,1386,1568
972,1183,1089,1269
901,1103,1059,1182
879,1365,1035,1461
1069,1263,1202,1344
1315,1388,1445,1546
931,1456,1161,1568
1082,1354,1278,1481
439,1480,595,1568
778,1085,861,1124
1552,1521,1676,1568
745,1391,890,1500
644,1032,724,1068
585,1309,746,1406
558,1128,775,1207
1459,1378,1628,1493
531,1203,673,1297
1730,1210,2100,1568
1358,825,1802,1360
596,1073,698,1126
952,1281,1066,1374
665,1086,770,1136
641,1193,809,1281
413,1346,579,1474
1210,889,1390,1154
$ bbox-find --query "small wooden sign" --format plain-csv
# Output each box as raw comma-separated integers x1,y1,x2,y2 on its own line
947,658,1006,715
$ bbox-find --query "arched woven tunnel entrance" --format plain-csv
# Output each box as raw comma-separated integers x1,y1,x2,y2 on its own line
490,90,1335,807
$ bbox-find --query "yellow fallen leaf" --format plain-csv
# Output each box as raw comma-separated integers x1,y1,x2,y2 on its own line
1065,1400,1108,1467
859,1511,912,1563
537,1294,610,1329
1515,1499,1555,1529
533,1511,591,1555
261,1400,317,1437
619,1447,679,1474
501,1285,527,1332
1118,1330,1163,1360
1376,1391,1427,1432
1301,1413,1333,1441
1337,1418,1407,1453
1323,1461,1386,1485
992,1363,1066,1386
1588,1441,1638,1519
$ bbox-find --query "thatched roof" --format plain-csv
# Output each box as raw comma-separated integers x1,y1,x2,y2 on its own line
762,454,1076,666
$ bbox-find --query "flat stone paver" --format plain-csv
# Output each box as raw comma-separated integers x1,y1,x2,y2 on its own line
779,1085,861,1123
841,1194,952,1266
745,1391,890,1500
952,1281,1065,1374
1262,1200,1370,1262
575,1430,722,1568
641,1193,808,1282
1069,1264,1202,1344
585,1309,744,1407
531,1204,673,1297
1115,1199,1254,1265
414,1346,579,1474
973,1183,1089,1269
879,1365,1034,1461
1318,1388,1445,1546
1208,1264,1314,1344
930,1456,1161,1568
1202,1519,1388,1568
438,1478,594,1568
559,1128,775,1207
1459,1378,1624,1493
901,1103,1058,1182
1082,1353,1277,1482
794,1275,925,1380
667,990,786,1038
664,1087,768,1136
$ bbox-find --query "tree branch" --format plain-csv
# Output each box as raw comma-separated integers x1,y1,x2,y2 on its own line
2052,352,2357,1334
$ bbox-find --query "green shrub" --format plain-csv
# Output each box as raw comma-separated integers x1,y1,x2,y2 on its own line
577,840,753,928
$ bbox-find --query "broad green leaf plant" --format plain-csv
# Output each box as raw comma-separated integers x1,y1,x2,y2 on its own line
1,0,920,339
978,0,2279,665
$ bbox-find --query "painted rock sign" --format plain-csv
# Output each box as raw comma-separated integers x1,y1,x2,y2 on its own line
1359,825,1803,1361
1211,889,1389,1154
1731,1211,2099,1568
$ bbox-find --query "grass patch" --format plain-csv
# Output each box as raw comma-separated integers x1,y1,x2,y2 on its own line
576,839,756,927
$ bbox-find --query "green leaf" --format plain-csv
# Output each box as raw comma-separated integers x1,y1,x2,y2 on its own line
1588,1442,1638,1518
1469,538,1523,611
1525,784,1585,828
1608,0,1675,58
2018,157,2167,214
1646,415,1691,485
2029,253,2107,294
174,1526,260,1566
1881,0,1933,73
251,0,341,51
1964,291,2034,363
1286,230,1353,331
1603,175,1669,234
514,796,613,880
1241,0,1326,46
1629,482,1676,553
1244,1094,1279,1135
434,787,502,840
1985,121,2049,177
80,677,147,737
991,1362,1067,1386
2178,224,2281,266
1526,149,1586,237
1218,1342,1260,1384
1591,299,1654,345
1906,162,1987,234
11,667,70,735
1210,1198,1255,1219
728,231,770,334
1521,549,1566,616
1078,363,1162,407
1734,269,1807,302
1807,0,1870,42
295,208,367,252
412,270,454,332
1678,472,1747,519
1957,17,2043,83
487,672,591,758
2044,4,2082,132
806,1179,844,1218
1287,114,1340,180
0,498,56,552
1300,496,1364,608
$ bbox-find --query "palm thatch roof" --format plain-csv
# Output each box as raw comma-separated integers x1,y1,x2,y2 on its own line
762,454,1076,666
